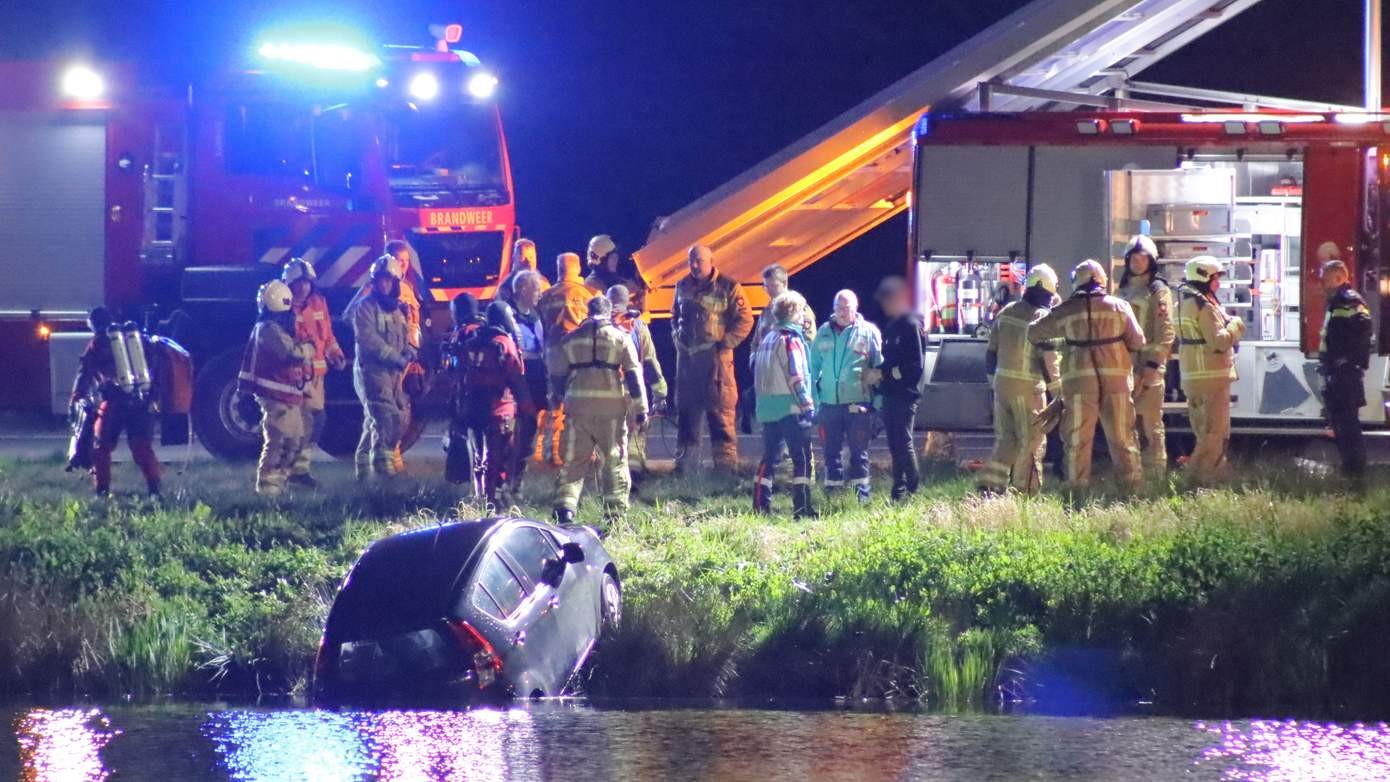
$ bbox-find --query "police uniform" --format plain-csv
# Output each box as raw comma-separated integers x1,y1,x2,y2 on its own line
1321,283,1372,479
1029,288,1145,489
1117,275,1175,476
671,269,753,471
349,291,413,479
1176,284,1245,480
549,315,647,517
979,298,1060,493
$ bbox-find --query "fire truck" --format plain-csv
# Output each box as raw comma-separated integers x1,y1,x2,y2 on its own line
1,30,518,459
911,110,1390,437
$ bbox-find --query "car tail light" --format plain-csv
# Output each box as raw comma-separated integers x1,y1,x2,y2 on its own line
446,619,502,689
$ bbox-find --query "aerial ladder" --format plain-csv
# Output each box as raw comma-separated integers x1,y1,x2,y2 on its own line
632,0,1364,316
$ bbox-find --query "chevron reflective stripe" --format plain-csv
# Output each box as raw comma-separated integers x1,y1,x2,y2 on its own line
317,246,374,286
259,247,292,265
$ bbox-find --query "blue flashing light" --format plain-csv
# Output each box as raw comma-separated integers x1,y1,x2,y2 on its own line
258,41,381,72
467,71,498,99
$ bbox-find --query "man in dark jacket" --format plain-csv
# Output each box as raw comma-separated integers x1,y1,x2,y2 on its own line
875,277,925,499
1319,259,1372,483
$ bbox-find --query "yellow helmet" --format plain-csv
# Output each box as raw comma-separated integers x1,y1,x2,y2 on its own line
1184,256,1224,283
1071,259,1108,289
1024,264,1059,294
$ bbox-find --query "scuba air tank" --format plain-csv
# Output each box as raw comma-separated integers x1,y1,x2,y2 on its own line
107,325,136,395
122,322,153,399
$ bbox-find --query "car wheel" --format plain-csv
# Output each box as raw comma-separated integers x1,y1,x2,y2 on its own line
600,572,622,634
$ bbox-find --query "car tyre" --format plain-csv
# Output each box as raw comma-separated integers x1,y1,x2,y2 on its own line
600,571,622,636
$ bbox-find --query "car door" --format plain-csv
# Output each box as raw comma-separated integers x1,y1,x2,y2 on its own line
466,549,536,692
495,525,590,693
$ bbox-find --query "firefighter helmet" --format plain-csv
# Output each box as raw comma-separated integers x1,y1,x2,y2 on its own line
588,234,616,263
281,257,317,284
1124,235,1159,264
1185,256,1224,283
1024,264,1059,294
1071,259,1108,289
370,254,404,281
258,281,294,314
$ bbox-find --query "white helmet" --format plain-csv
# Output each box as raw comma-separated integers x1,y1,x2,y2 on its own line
1124,235,1159,264
1185,256,1224,283
588,234,616,262
281,257,317,284
1024,264,1059,294
370,254,404,281
258,280,294,314
1072,259,1108,289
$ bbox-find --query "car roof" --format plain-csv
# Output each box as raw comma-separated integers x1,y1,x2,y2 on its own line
325,517,523,640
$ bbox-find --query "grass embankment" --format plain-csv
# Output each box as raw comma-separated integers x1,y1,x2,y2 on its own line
1,452,1388,717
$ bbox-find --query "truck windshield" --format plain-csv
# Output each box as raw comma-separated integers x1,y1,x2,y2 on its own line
383,103,507,206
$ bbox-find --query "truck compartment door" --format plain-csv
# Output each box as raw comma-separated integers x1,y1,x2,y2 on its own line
1301,146,1364,355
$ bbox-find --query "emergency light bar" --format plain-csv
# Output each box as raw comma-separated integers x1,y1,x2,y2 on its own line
257,42,381,72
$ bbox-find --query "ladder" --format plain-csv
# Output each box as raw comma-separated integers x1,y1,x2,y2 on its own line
141,123,187,266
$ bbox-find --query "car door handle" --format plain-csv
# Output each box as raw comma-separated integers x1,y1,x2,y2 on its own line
513,630,525,647
548,596,560,609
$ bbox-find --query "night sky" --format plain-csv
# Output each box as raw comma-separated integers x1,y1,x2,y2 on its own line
1,0,1377,312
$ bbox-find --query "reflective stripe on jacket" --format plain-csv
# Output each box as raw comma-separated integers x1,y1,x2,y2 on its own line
549,317,645,417
349,294,412,372
1117,278,1175,371
672,270,753,354
1176,285,1243,387
1320,284,1372,373
1028,290,1145,394
537,279,592,341
753,324,814,423
989,300,1059,396
292,292,343,379
239,319,305,404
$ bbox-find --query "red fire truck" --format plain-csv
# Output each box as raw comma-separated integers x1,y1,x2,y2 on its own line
913,110,1390,438
1,33,518,459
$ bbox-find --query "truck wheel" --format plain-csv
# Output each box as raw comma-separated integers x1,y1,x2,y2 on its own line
317,403,363,460
192,349,262,461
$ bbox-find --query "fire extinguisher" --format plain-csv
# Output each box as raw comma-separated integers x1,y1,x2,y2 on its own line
958,264,983,333
933,263,958,333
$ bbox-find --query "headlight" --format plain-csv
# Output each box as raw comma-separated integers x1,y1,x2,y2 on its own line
62,65,104,100
467,72,498,100
409,72,439,101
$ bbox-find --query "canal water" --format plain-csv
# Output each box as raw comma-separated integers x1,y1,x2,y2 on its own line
0,702,1386,781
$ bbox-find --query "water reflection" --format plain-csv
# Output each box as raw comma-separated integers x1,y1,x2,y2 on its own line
15,708,117,782
1198,719,1390,781
203,707,539,781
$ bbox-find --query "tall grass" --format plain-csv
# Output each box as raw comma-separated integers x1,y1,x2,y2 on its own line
1,454,1388,716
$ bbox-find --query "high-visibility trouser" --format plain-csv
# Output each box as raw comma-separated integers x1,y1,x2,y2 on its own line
354,369,407,478
555,414,630,513
1132,373,1167,477
1183,381,1232,479
978,387,1047,493
291,376,326,478
257,397,304,495
1061,390,1142,489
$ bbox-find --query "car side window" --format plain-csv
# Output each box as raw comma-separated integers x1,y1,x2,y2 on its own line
500,526,558,587
473,553,525,619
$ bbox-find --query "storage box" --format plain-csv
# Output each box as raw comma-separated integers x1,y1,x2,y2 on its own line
1147,203,1232,237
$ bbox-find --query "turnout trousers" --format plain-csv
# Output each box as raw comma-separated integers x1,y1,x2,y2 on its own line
257,397,304,496
1183,382,1232,481
1132,374,1168,478
978,388,1047,493
291,376,325,479
1061,389,1142,490
675,347,739,471
554,414,631,515
354,367,407,479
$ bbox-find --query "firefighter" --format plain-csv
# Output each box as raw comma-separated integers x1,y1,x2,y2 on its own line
1028,260,1145,491
497,238,549,307
672,244,754,474
536,252,593,466
282,258,346,487
511,270,549,492
752,290,817,518
608,284,668,478
240,282,314,496
978,266,1061,493
349,256,416,480
810,289,883,502
549,295,648,524
69,306,162,497
585,234,648,313
443,292,487,490
1319,259,1372,483
1176,257,1245,482
875,276,926,499
1116,236,1175,478
459,301,533,505
349,241,422,349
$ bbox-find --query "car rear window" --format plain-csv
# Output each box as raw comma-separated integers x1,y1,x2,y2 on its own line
474,553,525,618
337,627,463,684
501,526,558,586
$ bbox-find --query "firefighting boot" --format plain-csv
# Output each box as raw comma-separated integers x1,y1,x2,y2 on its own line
553,507,576,526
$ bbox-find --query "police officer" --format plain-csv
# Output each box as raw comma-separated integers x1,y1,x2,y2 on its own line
282,258,346,487
1116,236,1175,478
1028,260,1145,491
241,281,314,496
978,265,1061,493
459,301,533,505
608,284,668,479
671,244,753,474
69,306,162,497
1176,257,1245,482
536,252,594,466
810,289,883,503
349,256,416,480
1319,259,1372,483
549,295,648,524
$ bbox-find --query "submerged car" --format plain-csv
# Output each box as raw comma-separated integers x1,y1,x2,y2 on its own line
313,517,621,702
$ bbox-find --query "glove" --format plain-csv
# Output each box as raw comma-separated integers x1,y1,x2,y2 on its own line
635,412,649,429
652,396,668,416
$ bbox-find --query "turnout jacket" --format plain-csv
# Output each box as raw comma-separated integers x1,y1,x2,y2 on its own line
1320,283,1372,377
613,310,669,401
537,277,591,343
989,300,1061,396
239,317,308,404
1176,284,1244,390
349,293,414,372
549,316,647,418
1116,276,1175,374
672,270,754,354
1028,290,1145,395
292,291,345,380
